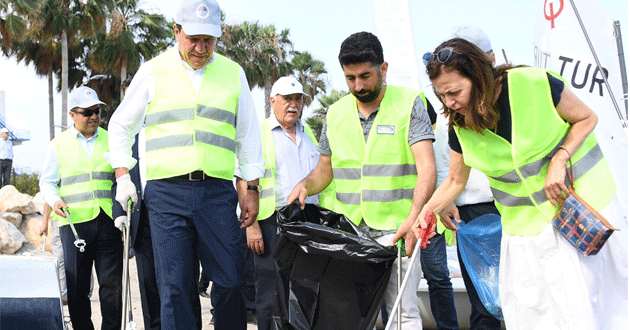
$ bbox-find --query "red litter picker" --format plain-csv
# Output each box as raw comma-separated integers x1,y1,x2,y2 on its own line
384,210,438,330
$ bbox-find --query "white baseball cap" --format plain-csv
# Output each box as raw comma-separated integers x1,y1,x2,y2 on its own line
69,86,105,111
451,25,492,53
0,128,8,134
176,0,222,37
270,77,307,97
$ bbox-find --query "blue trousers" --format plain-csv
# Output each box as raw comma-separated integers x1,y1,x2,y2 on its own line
145,178,246,330
421,232,459,330
59,210,122,330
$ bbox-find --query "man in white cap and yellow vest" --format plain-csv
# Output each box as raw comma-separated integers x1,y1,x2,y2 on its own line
287,31,459,329
39,86,122,330
107,0,264,329
240,76,321,330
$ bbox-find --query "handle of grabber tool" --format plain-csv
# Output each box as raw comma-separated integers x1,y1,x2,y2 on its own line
384,239,421,330
122,199,134,330
396,239,403,330
41,233,46,256
62,208,86,252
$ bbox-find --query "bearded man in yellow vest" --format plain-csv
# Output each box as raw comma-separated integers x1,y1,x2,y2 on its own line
287,32,459,329
39,86,122,330
236,76,320,330
107,1,264,329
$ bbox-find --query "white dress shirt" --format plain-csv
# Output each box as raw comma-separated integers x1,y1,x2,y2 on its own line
107,48,264,181
268,116,320,209
39,126,102,207
434,113,494,206
0,137,13,160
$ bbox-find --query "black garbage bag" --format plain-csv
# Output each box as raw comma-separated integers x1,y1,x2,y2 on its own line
272,202,397,330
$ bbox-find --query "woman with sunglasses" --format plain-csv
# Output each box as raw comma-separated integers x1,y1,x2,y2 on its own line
392,38,627,329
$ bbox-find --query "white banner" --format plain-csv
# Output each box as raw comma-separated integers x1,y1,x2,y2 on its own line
372,0,420,90
534,0,628,220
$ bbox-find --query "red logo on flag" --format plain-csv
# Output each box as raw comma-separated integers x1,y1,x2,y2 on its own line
544,0,564,29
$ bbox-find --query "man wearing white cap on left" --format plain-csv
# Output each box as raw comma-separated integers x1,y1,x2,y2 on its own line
39,86,122,330
107,0,264,329
0,127,15,187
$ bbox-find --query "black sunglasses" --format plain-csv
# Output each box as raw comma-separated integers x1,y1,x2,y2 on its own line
422,47,462,65
72,107,101,117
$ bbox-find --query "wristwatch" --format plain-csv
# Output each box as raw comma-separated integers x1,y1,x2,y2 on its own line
247,184,262,193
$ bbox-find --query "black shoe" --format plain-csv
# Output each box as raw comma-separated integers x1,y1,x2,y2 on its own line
199,291,211,298
246,310,257,325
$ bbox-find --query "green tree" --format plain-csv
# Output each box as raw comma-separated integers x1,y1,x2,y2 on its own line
0,0,40,56
217,21,293,118
291,51,327,108
305,89,348,140
87,0,173,102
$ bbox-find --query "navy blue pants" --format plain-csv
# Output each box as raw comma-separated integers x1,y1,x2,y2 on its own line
145,178,246,330
135,201,161,330
59,210,122,330
252,213,279,330
456,202,502,330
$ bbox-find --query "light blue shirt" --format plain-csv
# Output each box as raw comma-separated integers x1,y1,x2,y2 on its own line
39,126,101,207
268,116,320,209
0,137,13,160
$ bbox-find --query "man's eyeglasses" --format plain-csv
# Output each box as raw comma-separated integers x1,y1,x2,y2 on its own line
422,47,461,65
72,107,101,117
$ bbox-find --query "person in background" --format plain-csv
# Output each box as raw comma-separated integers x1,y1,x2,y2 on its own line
39,86,122,330
109,74,161,330
0,127,15,187
433,26,503,329
241,76,321,330
106,0,264,328
407,37,628,329
287,32,458,330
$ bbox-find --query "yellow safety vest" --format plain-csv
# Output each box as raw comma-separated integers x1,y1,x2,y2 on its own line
455,67,615,236
258,118,334,220
52,128,114,226
145,49,242,181
326,86,425,230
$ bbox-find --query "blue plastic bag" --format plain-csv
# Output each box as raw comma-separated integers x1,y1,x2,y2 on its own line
456,213,503,320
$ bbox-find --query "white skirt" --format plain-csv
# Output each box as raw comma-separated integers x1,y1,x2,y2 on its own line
499,199,628,330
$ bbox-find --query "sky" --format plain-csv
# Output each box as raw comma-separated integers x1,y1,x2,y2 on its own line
0,0,627,174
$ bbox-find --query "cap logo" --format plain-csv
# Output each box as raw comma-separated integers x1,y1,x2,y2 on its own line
84,90,95,99
196,4,210,19
291,82,296,87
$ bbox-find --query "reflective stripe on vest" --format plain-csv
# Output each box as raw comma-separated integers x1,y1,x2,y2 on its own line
327,85,423,229
145,49,241,181
52,128,114,226
455,67,615,236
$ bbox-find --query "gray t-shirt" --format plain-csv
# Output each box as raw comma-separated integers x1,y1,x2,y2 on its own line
318,95,435,237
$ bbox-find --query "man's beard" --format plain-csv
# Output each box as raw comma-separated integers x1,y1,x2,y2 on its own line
352,75,383,103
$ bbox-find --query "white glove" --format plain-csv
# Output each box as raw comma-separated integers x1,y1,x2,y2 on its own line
115,174,138,211
114,216,126,231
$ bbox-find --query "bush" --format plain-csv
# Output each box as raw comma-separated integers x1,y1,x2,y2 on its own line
12,173,40,197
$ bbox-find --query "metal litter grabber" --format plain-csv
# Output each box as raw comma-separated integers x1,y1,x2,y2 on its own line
121,200,136,330
385,212,438,330
62,208,86,252
396,239,404,330
41,232,46,256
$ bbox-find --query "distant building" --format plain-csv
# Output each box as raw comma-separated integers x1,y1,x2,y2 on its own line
0,90,30,144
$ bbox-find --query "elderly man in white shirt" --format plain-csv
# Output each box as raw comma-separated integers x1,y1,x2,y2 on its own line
238,76,320,330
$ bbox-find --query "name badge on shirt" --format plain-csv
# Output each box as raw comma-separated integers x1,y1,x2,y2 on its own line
376,125,395,135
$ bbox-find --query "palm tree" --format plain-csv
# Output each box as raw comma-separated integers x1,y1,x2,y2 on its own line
305,89,348,140
291,51,327,108
0,0,40,56
217,21,293,118
87,0,173,102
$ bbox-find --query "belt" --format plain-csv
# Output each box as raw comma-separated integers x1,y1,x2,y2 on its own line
172,171,209,181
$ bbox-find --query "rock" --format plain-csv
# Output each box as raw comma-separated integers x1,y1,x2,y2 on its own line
1,211,23,228
0,185,37,215
0,219,26,254
32,192,46,215
20,213,50,252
